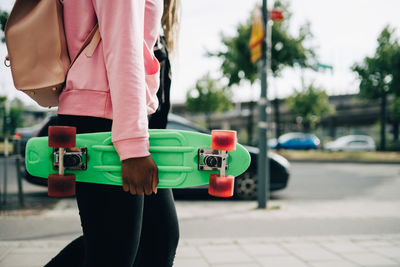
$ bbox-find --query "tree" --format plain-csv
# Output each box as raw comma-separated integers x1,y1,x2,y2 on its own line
285,83,334,132
390,97,400,142
352,25,400,150
0,9,9,43
0,96,24,138
9,98,24,134
186,73,233,129
208,0,316,86
207,0,316,143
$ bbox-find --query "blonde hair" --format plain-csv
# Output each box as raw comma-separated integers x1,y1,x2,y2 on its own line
161,0,181,54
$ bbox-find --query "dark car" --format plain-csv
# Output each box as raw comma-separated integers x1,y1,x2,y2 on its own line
19,114,290,200
166,114,290,199
14,115,58,157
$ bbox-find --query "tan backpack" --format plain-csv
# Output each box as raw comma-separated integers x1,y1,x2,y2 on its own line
4,0,100,108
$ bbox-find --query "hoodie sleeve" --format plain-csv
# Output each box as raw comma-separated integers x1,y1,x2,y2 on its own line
92,0,162,160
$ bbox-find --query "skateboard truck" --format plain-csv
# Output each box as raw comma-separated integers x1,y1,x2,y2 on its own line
53,147,87,170
198,149,228,172
207,130,237,198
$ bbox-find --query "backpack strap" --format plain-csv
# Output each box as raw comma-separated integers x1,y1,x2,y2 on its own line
69,24,101,67
5,24,101,68
85,26,101,58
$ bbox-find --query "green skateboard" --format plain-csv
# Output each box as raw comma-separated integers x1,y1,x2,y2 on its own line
25,127,251,198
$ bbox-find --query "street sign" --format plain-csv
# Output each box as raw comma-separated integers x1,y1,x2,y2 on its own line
316,62,334,71
269,10,283,21
249,5,264,63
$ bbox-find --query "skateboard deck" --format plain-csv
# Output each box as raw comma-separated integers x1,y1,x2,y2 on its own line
25,129,251,190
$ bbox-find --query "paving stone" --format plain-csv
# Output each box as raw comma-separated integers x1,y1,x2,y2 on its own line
240,243,288,256
198,244,241,252
257,255,309,267
309,260,359,267
288,247,341,262
374,246,400,260
0,251,53,267
212,264,261,267
355,240,393,248
280,242,319,250
0,243,17,262
342,252,398,266
208,239,238,245
319,240,368,253
176,246,202,258
173,258,210,267
202,251,254,265
8,247,59,254
198,246,254,265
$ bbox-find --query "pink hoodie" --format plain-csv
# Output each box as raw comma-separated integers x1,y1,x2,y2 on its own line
58,0,163,160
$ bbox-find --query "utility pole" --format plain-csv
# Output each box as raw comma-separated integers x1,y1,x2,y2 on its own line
257,0,270,209
380,92,387,151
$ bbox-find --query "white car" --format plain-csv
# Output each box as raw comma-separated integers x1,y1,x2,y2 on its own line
325,135,376,152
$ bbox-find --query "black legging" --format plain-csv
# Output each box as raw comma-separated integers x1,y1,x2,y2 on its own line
45,115,179,267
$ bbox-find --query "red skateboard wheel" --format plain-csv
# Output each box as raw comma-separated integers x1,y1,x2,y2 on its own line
211,130,237,151
48,126,76,148
208,174,235,197
48,173,76,197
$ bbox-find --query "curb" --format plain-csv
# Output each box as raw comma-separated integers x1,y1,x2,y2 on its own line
286,159,400,164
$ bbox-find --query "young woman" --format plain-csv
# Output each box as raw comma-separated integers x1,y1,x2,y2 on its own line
45,0,181,266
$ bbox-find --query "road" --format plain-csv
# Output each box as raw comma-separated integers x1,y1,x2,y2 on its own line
0,160,399,241
274,162,400,201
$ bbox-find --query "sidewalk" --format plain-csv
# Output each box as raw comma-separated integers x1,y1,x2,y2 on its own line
1,234,400,267
1,198,400,267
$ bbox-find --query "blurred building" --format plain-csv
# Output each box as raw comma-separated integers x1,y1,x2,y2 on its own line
172,94,397,146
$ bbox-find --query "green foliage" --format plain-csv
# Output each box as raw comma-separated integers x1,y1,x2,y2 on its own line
0,9,9,43
0,96,24,137
352,25,400,150
352,25,400,99
285,83,334,131
186,73,233,127
208,0,316,86
390,97,400,122
211,22,258,86
9,98,24,134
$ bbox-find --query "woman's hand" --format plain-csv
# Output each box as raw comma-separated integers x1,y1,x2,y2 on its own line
121,156,159,195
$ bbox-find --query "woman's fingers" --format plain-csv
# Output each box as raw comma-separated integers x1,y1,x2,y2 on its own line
129,183,138,195
153,168,159,194
121,156,159,195
122,175,130,192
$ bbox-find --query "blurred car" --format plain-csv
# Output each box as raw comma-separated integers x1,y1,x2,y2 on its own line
269,132,320,150
20,113,290,200
14,115,58,157
325,135,376,152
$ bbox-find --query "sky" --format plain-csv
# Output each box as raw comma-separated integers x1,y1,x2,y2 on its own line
1,0,400,107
